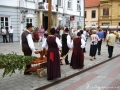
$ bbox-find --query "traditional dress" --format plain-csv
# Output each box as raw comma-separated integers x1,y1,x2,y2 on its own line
70,37,85,69
42,36,62,79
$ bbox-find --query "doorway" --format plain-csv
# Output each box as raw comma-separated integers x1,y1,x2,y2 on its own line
43,14,48,31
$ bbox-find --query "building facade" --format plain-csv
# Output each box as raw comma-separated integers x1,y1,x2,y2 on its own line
99,0,120,26
0,0,85,42
85,0,100,26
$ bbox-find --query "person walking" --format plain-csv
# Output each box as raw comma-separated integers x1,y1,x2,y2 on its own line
21,23,39,75
70,32,85,69
61,28,71,65
97,27,104,55
42,28,62,80
38,25,45,44
1,26,8,43
80,30,86,53
106,31,116,58
89,30,100,60
118,29,120,43
8,26,14,42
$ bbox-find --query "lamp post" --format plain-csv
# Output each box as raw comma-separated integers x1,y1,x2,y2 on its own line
79,4,81,26
48,0,52,35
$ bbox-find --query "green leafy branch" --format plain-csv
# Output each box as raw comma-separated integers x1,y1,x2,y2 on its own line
0,53,36,77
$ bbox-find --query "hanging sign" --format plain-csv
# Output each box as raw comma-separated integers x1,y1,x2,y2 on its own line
44,3,56,11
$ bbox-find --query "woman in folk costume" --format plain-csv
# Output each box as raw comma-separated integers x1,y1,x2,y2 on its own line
89,30,100,60
70,32,85,69
42,28,62,80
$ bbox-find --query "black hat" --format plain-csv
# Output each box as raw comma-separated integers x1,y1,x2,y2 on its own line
65,28,69,32
26,23,33,28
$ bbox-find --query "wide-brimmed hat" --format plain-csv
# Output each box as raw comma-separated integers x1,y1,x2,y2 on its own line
26,23,33,28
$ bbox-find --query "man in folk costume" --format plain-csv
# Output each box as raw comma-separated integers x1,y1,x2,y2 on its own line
61,28,71,65
42,28,62,80
21,23,39,75
70,32,85,69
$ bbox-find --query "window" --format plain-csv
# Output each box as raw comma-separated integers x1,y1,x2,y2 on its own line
27,0,35,2
91,10,96,18
43,0,48,3
102,23,109,26
119,22,120,26
103,8,109,16
68,0,72,9
77,0,80,11
26,18,33,25
0,17,9,30
57,0,62,6
85,11,87,18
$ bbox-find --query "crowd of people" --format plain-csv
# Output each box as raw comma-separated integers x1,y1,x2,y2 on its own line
21,23,118,80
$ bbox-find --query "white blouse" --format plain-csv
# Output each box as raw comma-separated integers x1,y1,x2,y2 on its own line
90,34,100,45
42,37,62,49
2,29,7,35
71,38,85,49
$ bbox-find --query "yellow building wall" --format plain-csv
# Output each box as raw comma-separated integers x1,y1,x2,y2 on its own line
85,7,99,26
99,0,120,26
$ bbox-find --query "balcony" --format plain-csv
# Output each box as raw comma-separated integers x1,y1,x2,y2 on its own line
100,16,111,19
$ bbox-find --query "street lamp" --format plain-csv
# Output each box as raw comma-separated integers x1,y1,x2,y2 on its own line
79,4,81,26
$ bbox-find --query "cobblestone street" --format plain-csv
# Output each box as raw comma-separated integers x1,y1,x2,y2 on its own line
0,39,120,90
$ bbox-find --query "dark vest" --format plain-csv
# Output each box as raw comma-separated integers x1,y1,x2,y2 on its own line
62,34,68,47
21,31,31,52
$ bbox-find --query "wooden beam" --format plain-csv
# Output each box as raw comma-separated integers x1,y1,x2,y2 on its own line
48,0,52,35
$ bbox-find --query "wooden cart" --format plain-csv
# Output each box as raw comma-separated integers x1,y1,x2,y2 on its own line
25,49,71,78
25,49,47,78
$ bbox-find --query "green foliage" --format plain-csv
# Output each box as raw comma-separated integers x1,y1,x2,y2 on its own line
0,53,36,77
77,26,81,29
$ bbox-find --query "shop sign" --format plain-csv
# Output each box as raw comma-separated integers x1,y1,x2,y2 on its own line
70,16,74,21
44,3,56,11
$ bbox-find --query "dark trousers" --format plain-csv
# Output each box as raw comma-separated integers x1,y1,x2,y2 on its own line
83,48,86,53
9,33,13,42
90,44,97,57
108,45,114,58
61,46,69,64
2,35,8,43
97,39,102,54
23,50,32,72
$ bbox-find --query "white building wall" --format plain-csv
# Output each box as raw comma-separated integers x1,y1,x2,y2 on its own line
0,0,85,42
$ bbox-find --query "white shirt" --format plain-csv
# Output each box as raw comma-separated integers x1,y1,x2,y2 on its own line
2,29,7,35
8,28,13,33
71,38,85,49
81,34,86,42
83,31,87,37
42,37,62,49
21,30,36,52
60,29,64,36
66,34,71,48
118,31,120,38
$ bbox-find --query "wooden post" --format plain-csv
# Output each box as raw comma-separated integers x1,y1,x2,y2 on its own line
48,0,52,35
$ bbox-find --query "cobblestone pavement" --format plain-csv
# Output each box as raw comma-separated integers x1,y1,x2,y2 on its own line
0,39,120,90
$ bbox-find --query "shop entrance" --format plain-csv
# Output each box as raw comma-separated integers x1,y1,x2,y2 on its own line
43,14,48,31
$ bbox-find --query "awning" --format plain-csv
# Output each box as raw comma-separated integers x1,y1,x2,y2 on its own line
58,17,62,21
26,14,34,18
